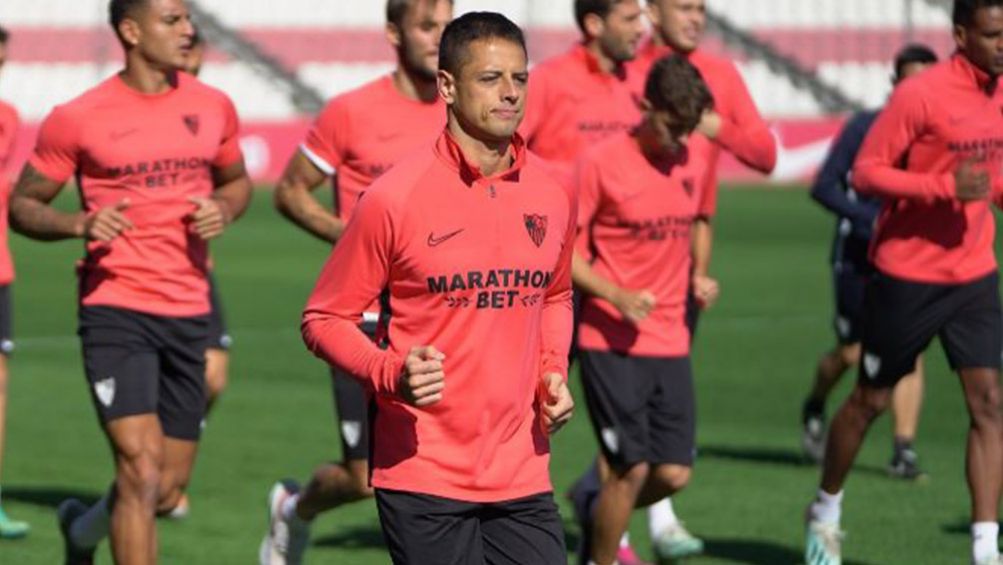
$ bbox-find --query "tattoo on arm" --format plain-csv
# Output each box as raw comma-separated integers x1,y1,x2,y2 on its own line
9,164,82,241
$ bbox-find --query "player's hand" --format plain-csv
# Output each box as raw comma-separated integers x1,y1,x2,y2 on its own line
82,198,133,242
697,109,722,139
955,156,991,202
398,345,446,407
187,196,232,240
610,288,656,323
691,274,720,309
538,372,573,435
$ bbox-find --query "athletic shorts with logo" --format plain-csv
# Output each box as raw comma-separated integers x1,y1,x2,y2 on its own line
331,319,378,462
859,270,1002,388
831,234,872,345
579,349,696,468
0,286,14,356
79,305,209,441
375,489,566,565
207,273,232,351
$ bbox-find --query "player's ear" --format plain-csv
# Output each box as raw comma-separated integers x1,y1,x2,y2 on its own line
437,69,456,104
952,23,967,53
583,13,605,42
386,21,403,50
118,17,142,48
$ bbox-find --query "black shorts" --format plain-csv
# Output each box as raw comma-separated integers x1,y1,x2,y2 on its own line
579,350,696,468
78,305,209,441
331,319,378,462
375,489,566,565
207,273,232,351
0,285,13,356
859,271,1003,388
832,261,871,344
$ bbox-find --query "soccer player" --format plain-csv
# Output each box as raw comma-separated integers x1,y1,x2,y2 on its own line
573,54,713,565
0,24,29,540
300,11,575,564
801,45,938,478
521,0,645,189
259,1,451,562
8,0,251,562
804,2,1003,564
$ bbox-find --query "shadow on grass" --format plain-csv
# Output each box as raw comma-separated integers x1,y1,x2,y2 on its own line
942,519,1002,536
704,537,878,565
2,485,103,509
312,524,386,549
699,444,888,477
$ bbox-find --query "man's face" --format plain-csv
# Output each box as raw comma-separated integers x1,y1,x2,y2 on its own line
955,6,1003,77
392,0,453,82
121,0,195,71
649,0,706,53
440,38,528,144
595,1,645,64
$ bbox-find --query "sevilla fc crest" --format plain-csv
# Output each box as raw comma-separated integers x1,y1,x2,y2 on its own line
682,178,695,197
524,214,548,247
183,114,200,136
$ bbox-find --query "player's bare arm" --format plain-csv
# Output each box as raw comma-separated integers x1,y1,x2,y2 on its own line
572,250,655,322
691,216,719,309
274,151,346,244
398,345,446,407
538,372,573,434
696,108,722,140
188,160,252,241
9,164,130,241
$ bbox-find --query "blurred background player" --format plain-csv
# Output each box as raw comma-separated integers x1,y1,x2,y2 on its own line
8,0,252,561
0,23,28,540
572,54,714,565
299,11,575,564
800,44,938,479
805,2,1003,563
165,22,234,521
260,1,452,562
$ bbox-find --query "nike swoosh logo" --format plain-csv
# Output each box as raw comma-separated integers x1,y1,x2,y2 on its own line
770,128,835,182
427,228,464,247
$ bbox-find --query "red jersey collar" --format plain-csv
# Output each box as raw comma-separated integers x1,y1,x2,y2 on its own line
953,52,999,94
435,129,526,185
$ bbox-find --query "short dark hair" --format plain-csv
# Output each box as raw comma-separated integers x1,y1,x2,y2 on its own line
0,25,8,46
438,12,526,76
386,0,453,28
644,55,714,131
953,0,1003,27
109,0,148,37
893,44,937,79
574,0,624,34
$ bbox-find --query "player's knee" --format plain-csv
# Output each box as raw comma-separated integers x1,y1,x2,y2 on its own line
849,386,891,422
611,461,650,490
116,452,162,502
967,379,1002,427
839,343,861,368
657,464,691,492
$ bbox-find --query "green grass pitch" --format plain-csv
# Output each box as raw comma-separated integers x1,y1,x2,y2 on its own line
0,186,989,563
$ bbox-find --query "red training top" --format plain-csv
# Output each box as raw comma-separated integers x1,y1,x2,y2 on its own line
301,75,445,222
0,100,19,285
302,130,576,502
576,132,713,357
521,43,642,188
30,73,243,316
853,54,1003,284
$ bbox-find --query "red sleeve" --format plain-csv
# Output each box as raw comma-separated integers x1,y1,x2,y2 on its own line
28,106,80,183
697,144,720,218
713,61,777,174
212,95,243,168
852,85,955,200
539,186,577,381
301,187,405,395
301,98,349,175
574,152,602,255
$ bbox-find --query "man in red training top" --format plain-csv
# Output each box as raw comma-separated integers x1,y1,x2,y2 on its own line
0,23,29,541
805,2,1003,564
520,0,646,189
9,0,251,562
301,12,575,564
572,55,714,565
261,1,452,562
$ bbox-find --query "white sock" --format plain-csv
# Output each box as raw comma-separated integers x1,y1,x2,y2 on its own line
808,489,843,525
70,495,111,548
648,497,679,538
619,531,630,548
972,521,999,563
281,493,301,522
